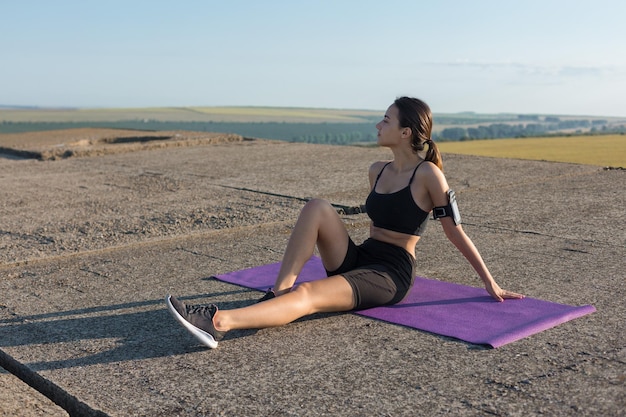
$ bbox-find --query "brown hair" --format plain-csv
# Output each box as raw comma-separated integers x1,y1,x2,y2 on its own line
394,96,443,170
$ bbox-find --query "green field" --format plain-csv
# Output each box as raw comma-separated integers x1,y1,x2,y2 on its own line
437,135,626,168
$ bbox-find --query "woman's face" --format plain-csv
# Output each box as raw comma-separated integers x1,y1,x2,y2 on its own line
376,104,406,147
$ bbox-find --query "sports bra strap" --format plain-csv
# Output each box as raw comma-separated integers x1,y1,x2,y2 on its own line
373,162,392,187
408,160,426,185
375,160,426,188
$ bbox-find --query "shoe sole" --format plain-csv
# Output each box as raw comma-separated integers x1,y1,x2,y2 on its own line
165,295,218,349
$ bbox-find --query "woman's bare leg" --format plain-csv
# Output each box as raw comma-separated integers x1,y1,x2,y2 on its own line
214,274,354,331
271,199,350,295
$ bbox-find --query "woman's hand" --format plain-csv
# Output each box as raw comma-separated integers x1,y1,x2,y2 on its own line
484,280,525,302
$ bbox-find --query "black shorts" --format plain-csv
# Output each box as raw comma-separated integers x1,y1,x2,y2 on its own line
325,238,416,310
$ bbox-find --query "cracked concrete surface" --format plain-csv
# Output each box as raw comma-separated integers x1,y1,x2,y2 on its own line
0,134,624,416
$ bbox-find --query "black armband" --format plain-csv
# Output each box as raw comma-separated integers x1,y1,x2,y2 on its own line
432,190,461,225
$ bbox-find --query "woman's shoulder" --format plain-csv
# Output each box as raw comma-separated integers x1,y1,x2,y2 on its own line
417,159,444,176
368,160,391,174
415,160,449,192
368,160,391,186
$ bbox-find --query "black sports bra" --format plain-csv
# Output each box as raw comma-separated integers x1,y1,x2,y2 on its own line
365,161,430,236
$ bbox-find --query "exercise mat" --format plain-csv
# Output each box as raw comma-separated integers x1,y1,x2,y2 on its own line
212,256,595,348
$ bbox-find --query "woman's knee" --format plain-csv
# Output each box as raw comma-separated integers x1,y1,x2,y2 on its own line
301,198,334,217
292,279,354,314
291,283,317,315
301,199,342,226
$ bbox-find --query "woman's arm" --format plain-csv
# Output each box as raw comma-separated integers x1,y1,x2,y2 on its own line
439,218,523,301
423,164,524,301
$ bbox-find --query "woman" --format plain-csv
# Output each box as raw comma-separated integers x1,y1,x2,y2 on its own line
166,96,524,348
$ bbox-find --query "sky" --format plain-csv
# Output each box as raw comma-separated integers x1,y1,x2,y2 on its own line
2,0,626,116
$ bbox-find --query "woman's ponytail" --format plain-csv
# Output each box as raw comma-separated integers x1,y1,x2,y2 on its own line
424,138,443,171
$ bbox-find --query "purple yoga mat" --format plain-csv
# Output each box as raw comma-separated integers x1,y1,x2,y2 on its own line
213,256,595,348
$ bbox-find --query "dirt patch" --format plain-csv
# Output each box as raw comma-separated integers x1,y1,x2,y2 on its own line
0,128,248,160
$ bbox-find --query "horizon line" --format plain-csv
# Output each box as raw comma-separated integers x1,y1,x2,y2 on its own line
1,104,624,119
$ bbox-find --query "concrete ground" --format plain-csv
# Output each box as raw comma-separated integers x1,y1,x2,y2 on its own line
0,135,624,416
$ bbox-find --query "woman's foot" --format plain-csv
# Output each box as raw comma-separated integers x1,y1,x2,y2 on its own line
166,295,225,348
256,287,293,302
257,288,276,303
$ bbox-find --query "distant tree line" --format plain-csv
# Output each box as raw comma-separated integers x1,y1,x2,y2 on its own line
1,119,623,144
434,114,519,125
0,120,378,144
436,119,623,141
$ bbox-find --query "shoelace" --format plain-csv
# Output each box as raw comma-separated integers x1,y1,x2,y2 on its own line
186,304,216,318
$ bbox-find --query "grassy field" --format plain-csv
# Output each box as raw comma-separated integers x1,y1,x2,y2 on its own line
0,106,509,124
437,134,626,168
3,106,624,132
188,107,381,122
2,107,624,167
0,106,381,123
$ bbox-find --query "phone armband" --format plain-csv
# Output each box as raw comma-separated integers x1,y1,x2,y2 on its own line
432,190,461,225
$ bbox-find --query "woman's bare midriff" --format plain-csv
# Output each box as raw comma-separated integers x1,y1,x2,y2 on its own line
369,224,419,260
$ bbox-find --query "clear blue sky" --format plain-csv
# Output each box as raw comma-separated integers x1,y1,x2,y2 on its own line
2,0,625,116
